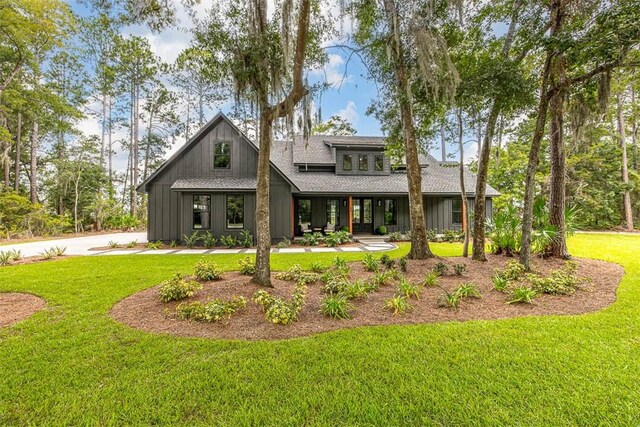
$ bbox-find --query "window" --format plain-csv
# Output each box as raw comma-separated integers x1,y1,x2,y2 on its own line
374,154,384,171
343,154,352,171
359,154,368,171
193,195,211,229
298,199,311,224
226,195,244,229
326,199,340,225
213,141,231,168
384,199,397,226
452,198,463,224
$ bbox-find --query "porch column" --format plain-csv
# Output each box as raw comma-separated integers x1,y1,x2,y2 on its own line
348,196,353,235
291,196,295,238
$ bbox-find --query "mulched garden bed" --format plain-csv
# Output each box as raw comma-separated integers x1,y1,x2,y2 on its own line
0,293,46,328
111,255,624,341
89,242,362,251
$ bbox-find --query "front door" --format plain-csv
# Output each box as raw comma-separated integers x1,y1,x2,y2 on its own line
352,198,373,234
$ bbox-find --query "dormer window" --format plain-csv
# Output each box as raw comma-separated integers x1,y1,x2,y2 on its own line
343,154,352,171
374,154,384,171
214,141,231,168
359,154,368,171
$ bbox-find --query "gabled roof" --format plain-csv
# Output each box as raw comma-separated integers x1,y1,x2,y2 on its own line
136,112,296,193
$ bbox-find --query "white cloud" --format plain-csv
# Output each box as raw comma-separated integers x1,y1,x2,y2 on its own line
309,53,353,88
336,101,359,126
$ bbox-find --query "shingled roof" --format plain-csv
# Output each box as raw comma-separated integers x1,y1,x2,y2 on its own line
267,138,500,196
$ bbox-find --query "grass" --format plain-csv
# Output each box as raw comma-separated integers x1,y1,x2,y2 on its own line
1,236,639,425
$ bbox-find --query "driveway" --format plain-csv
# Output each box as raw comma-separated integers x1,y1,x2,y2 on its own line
0,232,147,257
0,232,396,256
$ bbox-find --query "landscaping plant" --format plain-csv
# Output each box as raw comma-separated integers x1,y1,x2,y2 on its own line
159,274,202,303
202,231,217,248
384,295,412,315
454,282,482,299
182,232,200,248
253,284,306,325
240,230,253,248
453,263,467,276
507,286,537,304
194,259,224,281
433,262,448,276
320,295,354,319
421,271,439,287
177,296,247,322
362,253,379,272
397,278,421,299
398,255,408,272
238,257,256,275
220,234,238,248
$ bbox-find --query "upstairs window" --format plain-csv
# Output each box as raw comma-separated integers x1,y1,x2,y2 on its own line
193,195,211,229
374,154,384,171
384,199,397,225
359,154,368,171
214,141,231,169
343,154,352,171
226,195,244,229
452,198,463,224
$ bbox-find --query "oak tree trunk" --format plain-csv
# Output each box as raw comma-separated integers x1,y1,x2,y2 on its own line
252,110,273,286
458,109,470,257
30,118,38,203
14,112,21,192
618,92,634,230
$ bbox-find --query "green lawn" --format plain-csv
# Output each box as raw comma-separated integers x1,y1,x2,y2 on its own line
1,235,639,425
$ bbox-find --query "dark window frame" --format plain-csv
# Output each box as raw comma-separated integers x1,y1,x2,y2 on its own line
384,199,397,226
326,199,340,225
359,154,368,171
343,154,353,171
213,141,231,169
225,194,245,229
298,198,312,225
193,194,211,230
374,154,384,172
452,198,463,225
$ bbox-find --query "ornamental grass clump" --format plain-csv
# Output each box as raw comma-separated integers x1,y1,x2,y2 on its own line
362,253,379,272
454,282,482,299
194,259,224,281
507,286,537,304
159,273,202,303
384,295,412,315
397,278,421,299
176,296,247,322
320,294,354,319
421,271,439,287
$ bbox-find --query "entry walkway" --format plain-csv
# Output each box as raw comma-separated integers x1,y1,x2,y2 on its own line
0,232,396,257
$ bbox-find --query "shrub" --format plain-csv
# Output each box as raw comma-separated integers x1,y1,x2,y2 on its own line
177,296,247,322
0,251,11,266
397,278,421,299
379,254,395,269
492,274,509,292
275,264,302,281
421,271,439,287
333,256,348,270
295,272,321,286
437,292,461,309
240,230,253,248
335,230,351,244
126,240,138,248
183,232,200,248
159,274,202,302
384,295,412,315
377,225,388,235
453,263,467,276
363,280,380,293
301,232,322,246
324,232,340,247
320,295,354,319
500,260,526,281
443,229,464,242
362,253,379,272
254,284,306,325
8,249,22,261
202,231,217,248
220,234,238,248
433,262,448,276
426,229,437,241
276,237,291,249
342,280,369,300
387,231,403,242
398,256,408,272
146,240,162,250
309,261,324,273
507,286,537,304
527,261,586,295
238,257,255,275
454,282,482,299
372,270,396,287
340,226,350,232
323,276,350,295
108,240,120,248
194,259,224,281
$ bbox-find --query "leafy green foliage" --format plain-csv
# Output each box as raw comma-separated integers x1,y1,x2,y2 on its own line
238,257,255,275
454,283,482,299
126,240,138,248
158,274,202,303
183,232,201,248
453,264,467,276
108,241,120,249
275,264,303,281
301,232,322,246
398,256,408,272
384,295,412,316
202,231,217,248
397,278,421,299
176,296,247,322
333,256,348,270
320,295,354,319
0,251,12,266
492,274,509,292
527,261,587,295
309,261,324,273
146,241,162,250
421,271,439,287
254,284,306,325
507,287,537,305
437,292,461,309
362,253,379,272
240,230,253,248
220,235,238,248
194,259,224,281
433,262,449,277
276,237,291,249
379,254,395,269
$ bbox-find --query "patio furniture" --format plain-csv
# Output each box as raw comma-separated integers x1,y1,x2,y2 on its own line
325,223,336,233
300,222,312,234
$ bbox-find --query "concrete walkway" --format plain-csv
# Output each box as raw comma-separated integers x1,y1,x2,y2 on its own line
0,232,396,257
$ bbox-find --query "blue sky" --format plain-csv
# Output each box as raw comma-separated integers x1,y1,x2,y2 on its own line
70,0,470,168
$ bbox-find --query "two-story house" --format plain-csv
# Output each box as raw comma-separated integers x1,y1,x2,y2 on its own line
137,112,499,243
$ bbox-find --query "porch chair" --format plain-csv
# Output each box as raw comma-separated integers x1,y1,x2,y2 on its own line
324,223,336,233
300,222,312,234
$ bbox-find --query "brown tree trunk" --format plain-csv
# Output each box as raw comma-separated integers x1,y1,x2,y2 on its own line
440,123,447,163
14,112,21,192
252,109,273,286
632,87,638,171
30,118,38,203
458,109,470,257
383,0,433,259
618,92,634,230
1,114,9,189
132,82,140,217
520,1,562,270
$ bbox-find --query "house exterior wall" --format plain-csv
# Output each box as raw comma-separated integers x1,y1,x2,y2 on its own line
146,119,293,243
335,148,391,176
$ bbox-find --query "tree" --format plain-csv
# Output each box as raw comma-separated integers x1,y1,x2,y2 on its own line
312,115,356,136
191,0,326,286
